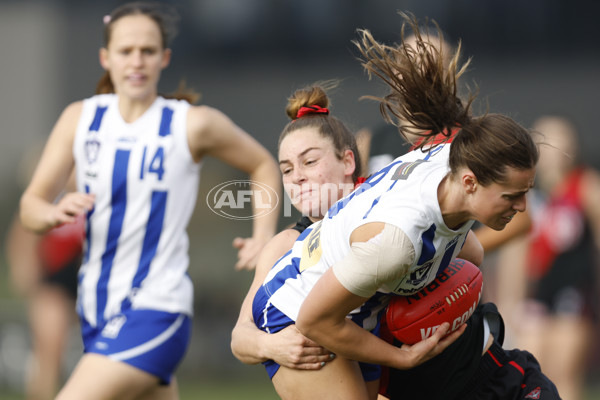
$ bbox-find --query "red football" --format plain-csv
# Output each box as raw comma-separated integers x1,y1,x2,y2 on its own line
385,258,483,344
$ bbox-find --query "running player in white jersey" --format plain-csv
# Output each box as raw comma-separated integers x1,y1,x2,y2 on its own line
252,12,540,400
19,3,280,400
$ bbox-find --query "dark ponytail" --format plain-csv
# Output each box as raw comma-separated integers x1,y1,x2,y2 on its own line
354,12,474,149
354,12,537,185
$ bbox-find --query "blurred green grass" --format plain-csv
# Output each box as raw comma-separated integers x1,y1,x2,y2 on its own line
0,379,279,400
1,379,600,399
180,380,279,400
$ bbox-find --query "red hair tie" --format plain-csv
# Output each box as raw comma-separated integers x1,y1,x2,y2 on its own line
354,176,367,189
296,105,329,119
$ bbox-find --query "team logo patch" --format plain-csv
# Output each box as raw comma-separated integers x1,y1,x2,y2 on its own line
85,138,101,164
300,222,323,272
393,260,435,295
406,260,434,286
101,315,127,339
524,387,541,399
391,159,427,180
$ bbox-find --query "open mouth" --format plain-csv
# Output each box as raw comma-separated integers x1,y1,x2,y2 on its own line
503,214,515,222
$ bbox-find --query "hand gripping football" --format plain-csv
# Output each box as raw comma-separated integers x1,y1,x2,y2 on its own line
385,258,483,344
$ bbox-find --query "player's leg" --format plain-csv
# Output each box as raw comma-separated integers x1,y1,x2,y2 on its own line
26,284,74,399
545,314,593,400
58,309,191,400
136,376,179,400
56,353,163,400
272,356,371,400
512,301,549,365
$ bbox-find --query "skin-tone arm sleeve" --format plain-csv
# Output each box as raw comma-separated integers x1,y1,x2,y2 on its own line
332,223,415,298
186,105,282,270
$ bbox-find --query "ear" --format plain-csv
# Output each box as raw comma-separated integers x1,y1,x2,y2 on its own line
99,47,109,70
161,48,172,69
342,149,356,178
461,170,479,194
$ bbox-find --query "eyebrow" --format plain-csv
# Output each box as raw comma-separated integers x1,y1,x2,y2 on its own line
505,184,534,197
279,147,321,165
506,190,529,197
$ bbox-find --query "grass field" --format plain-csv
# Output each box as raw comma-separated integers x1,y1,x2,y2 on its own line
1,381,600,399
0,379,279,400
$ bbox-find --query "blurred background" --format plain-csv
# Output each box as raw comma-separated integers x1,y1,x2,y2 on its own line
0,0,599,398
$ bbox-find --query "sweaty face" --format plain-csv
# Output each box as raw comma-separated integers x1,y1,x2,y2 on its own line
100,14,170,101
474,167,536,231
279,128,355,219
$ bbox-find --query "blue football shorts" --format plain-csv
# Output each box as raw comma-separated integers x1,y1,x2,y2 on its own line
80,308,192,384
253,285,381,381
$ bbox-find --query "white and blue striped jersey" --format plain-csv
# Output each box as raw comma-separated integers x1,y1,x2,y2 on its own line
254,142,472,332
73,94,200,327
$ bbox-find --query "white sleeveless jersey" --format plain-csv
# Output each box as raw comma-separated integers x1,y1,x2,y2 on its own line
73,94,201,327
260,142,472,330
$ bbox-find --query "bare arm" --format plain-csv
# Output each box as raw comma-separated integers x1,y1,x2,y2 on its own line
295,223,465,369
296,267,463,369
187,106,281,270
457,230,484,267
5,215,42,296
20,102,95,233
231,228,334,369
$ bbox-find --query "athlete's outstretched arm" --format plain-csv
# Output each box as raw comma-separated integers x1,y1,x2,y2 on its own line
231,228,334,369
20,102,95,233
187,105,281,270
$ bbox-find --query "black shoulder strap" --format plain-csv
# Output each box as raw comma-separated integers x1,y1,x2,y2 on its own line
479,302,505,346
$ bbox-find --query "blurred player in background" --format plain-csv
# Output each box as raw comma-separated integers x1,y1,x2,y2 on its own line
501,115,600,400
18,2,280,399
6,214,82,400
231,82,362,374
6,158,82,400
